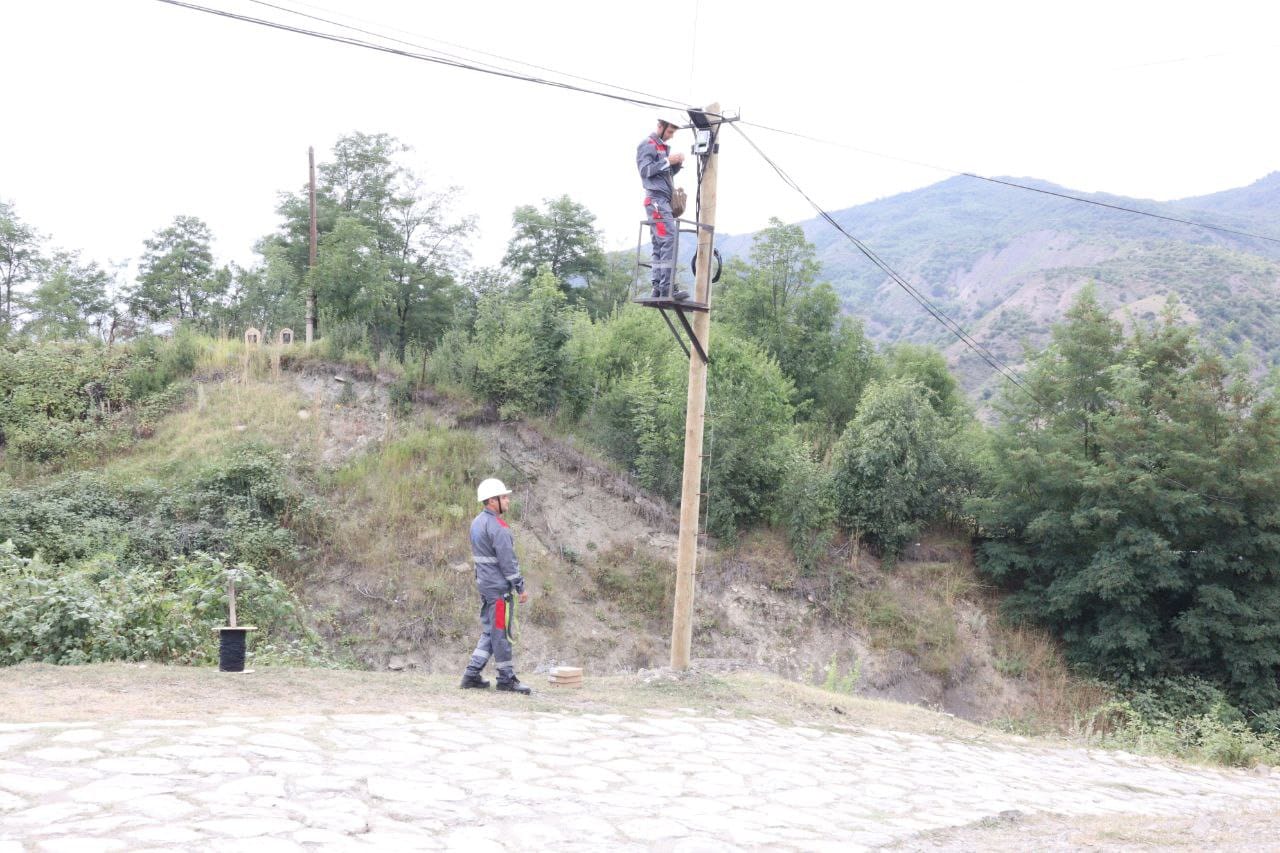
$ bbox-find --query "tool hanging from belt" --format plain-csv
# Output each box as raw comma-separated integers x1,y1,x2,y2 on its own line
495,591,518,644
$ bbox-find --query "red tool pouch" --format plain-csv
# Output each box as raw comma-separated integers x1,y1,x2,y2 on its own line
494,597,507,630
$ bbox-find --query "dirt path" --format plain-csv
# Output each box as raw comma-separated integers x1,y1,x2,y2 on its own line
1,666,1278,850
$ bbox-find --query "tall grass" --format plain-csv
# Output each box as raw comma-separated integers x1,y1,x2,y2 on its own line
321,425,489,637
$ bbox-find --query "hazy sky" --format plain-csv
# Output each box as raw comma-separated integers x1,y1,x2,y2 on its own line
2,0,1278,276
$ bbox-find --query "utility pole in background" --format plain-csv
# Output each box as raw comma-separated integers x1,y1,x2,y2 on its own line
306,146,318,346
670,102,722,670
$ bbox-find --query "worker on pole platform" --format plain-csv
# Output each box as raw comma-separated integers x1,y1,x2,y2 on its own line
460,478,531,695
637,114,689,301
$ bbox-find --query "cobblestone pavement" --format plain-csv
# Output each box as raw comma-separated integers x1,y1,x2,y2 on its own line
1,708,1278,851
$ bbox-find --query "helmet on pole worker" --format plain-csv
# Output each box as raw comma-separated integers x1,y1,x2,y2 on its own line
476,478,512,503
460,477,531,694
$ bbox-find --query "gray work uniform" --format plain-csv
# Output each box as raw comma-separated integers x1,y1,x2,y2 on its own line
637,132,683,294
463,508,526,681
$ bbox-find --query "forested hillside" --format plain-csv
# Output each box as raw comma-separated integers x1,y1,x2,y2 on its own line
4,133,1280,767
713,172,1280,394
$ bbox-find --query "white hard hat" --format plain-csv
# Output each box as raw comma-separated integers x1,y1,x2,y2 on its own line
657,113,685,129
477,478,512,503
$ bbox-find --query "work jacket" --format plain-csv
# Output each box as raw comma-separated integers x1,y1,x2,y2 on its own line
636,132,683,200
470,508,524,599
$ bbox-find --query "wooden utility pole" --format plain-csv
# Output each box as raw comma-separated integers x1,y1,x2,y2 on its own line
306,146,318,346
671,103,721,670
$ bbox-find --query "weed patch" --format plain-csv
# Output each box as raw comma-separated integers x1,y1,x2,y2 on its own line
590,543,674,627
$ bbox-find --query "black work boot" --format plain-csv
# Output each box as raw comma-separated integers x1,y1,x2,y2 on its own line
496,676,532,695
671,288,690,301
460,672,490,689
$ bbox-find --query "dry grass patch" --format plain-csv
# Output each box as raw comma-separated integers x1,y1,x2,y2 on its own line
104,380,326,481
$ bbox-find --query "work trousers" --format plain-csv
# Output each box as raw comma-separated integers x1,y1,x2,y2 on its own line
464,594,514,680
644,195,676,294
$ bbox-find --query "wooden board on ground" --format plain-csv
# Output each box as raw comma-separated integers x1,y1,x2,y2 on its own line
548,665,584,688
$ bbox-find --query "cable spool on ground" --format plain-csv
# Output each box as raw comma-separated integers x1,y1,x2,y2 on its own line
216,626,256,673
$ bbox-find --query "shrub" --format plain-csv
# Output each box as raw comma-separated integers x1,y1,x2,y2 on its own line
0,336,196,467
0,544,323,666
832,377,950,561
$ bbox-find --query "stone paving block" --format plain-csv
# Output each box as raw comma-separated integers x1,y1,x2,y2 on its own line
0,790,27,810
36,838,127,852
41,814,142,836
208,837,308,853
257,759,328,779
293,773,357,791
90,756,183,775
223,773,289,798
442,825,506,852
367,776,466,802
97,738,156,753
248,733,320,752
191,756,253,774
619,816,690,840
127,825,206,844
669,837,748,853
25,748,101,763
130,794,198,820
0,773,68,795
194,817,304,838
291,828,355,845
67,775,174,804
2,802,98,826
49,730,104,744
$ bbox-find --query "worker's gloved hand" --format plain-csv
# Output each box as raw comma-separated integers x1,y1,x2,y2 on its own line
670,153,685,167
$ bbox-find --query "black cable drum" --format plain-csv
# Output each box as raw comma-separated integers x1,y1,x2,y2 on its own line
690,248,723,284
218,628,249,672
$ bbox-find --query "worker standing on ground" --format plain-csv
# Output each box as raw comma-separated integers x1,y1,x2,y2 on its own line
637,114,689,301
460,478,532,695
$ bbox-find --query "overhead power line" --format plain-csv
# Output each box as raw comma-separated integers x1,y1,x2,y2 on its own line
242,0,683,109
161,1,1277,249
151,0,691,113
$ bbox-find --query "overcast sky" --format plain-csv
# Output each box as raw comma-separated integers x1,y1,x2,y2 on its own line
2,0,1278,276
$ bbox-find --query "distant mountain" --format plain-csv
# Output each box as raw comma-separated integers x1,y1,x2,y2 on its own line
712,172,1280,396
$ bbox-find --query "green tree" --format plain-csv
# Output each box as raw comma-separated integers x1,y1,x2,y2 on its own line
502,195,605,298
383,186,472,362
832,377,950,561
720,218,820,356
717,219,865,432
25,251,111,340
263,132,472,358
582,252,635,321
884,343,967,419
980,291,1280,709
562,303,797,535
0,200,44,331
466,265,573,418
130,216,225,326
220,253,303,337
810,316,879,437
